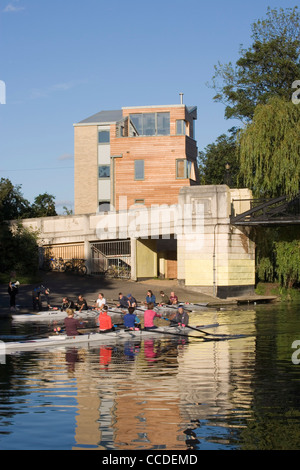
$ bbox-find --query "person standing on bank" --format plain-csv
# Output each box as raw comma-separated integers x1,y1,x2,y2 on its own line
8,280,19,311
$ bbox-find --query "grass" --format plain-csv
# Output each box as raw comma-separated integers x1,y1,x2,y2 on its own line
0,272,42,285
255,282,300,301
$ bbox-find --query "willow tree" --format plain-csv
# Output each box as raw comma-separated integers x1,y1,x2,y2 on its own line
237,96,300,198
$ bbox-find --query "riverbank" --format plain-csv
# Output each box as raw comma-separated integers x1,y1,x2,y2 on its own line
0,271,278,315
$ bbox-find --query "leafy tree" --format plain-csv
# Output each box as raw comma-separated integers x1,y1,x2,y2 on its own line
210,6,300,122
0,222,39,277
31,193,57,217
0,178,32,221
198,129,239,186
237,96,300,198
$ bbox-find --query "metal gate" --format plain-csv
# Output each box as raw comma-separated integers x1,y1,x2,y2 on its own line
91,240,131,278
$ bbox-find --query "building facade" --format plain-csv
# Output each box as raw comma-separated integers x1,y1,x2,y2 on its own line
74,103,199,214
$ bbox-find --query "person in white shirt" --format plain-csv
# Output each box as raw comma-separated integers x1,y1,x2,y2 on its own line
95,293,106,311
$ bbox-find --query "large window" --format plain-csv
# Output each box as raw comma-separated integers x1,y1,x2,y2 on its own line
134,160,144,180
130,112,170,136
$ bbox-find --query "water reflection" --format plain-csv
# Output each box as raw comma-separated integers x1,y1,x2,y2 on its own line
0,305,299,450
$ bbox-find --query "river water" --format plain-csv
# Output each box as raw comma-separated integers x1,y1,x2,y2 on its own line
0,302,299,451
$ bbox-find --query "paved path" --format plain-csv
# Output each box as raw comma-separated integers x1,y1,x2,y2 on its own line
0,271,277,316
0,271,224,315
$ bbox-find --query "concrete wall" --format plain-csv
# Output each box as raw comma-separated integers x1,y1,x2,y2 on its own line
19,185,255,298
177,186,255,298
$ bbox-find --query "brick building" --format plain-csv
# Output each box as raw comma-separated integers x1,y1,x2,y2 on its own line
74,102,199,214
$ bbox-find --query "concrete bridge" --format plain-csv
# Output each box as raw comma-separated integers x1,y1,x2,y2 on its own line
20,185,254,298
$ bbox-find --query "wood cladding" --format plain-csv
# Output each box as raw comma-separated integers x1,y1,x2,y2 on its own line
111,106,198,210
74,104,198,213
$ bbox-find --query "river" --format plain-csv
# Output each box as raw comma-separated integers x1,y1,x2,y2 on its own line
0,302,299,450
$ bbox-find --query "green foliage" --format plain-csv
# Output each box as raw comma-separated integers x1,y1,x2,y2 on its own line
210,6,300,122
0,179,56,281
0,222,39,278
237,97,300,198
0,178,32,221
31,193,57,217
198,130,240,186
254,227,300,289
274,238,300,288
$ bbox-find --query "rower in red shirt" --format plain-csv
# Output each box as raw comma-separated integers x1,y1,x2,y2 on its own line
98,305,114,332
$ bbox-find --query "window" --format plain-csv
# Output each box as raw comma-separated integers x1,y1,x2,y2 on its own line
176,120,186,135
134,160,144,180
134,199,145,205
98,130,110,143
98,201,111,212
129,112,170,136
98,165,110,179
176,159,193,179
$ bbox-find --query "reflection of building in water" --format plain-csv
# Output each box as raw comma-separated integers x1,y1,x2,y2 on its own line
13,311,256,450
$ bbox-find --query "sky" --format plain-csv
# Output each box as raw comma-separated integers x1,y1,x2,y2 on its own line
0,0,298,213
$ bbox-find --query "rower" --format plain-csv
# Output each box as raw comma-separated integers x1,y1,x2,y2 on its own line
64,309,81,336
94,292,106,311
98,305,114,333
123,307,140,330
143,302,162,330
171,306,189,327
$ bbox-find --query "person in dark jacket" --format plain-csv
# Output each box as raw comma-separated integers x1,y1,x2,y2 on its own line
64,309,81,336
172,307,189,327
8,281,19,311
117,293,129,309
61,297,75,311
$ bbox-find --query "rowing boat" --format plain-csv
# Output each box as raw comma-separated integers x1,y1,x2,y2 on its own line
11,302,209,322
3,326,207,353
12,309,101,322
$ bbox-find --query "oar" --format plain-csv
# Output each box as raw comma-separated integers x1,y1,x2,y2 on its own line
162,317,215,336
138,327,206,341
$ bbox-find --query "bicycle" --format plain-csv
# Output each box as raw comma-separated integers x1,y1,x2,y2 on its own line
105,264,130,279
43,257,66,272
64,258,88,276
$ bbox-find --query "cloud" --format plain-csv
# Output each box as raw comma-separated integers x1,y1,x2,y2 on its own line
3,2,25,12
58,153,74,161
29,80,86,100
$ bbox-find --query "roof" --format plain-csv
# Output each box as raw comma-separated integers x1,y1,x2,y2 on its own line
77,109,123,125
76,104,197,126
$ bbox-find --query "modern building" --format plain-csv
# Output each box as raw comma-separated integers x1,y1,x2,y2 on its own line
74,101,199,214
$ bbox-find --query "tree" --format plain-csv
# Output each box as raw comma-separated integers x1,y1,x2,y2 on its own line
210,7,300,122
31,193,57,217
198,129,239,186
237,96,300,198
0,178,32,221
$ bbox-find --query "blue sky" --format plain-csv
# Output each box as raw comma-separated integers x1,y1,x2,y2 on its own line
0,0,297,213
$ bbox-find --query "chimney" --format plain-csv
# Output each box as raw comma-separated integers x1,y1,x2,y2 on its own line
179,93,184,105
